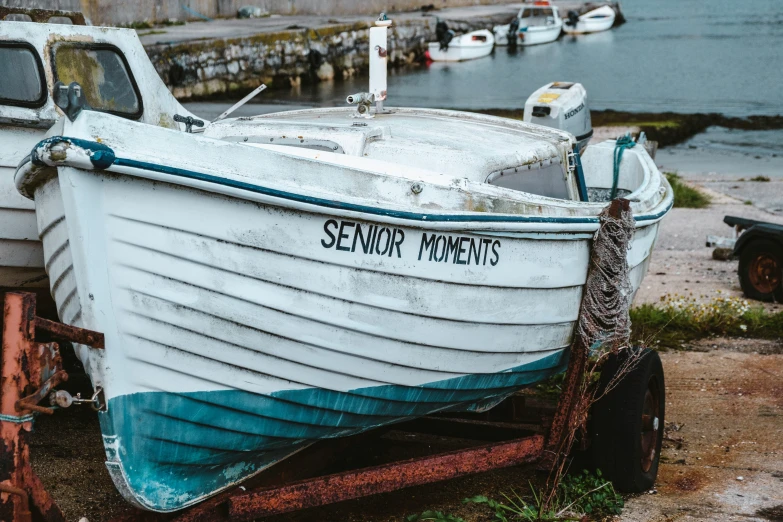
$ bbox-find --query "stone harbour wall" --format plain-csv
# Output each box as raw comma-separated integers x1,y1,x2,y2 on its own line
3,0,527,25
145,19,440,100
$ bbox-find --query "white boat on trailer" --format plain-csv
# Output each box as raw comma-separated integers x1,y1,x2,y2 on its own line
11,14,671,513
494,1,563,47
563,5,617,35
427,20,494,62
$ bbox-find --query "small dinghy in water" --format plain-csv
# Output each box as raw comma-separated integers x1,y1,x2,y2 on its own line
15,14,671,513
427,20,494,61
563,5,616,35
494,1,563,46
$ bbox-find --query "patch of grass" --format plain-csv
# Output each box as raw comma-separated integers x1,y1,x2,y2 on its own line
665,173,711,208
631,293,783,349
407,512,465,522
119,18,184,29
138,30,168,36
605,120,679,129
744,200,753,205
464,470,623,521
750,175,771,182
119,20,154,29
534,372,565,398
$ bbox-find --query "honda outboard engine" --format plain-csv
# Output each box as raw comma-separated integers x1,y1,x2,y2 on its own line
565,10,580,27
524,82,592,152
435,19,454,50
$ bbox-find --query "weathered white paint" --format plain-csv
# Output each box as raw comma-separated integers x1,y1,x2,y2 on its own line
18,105,671,403
427,30,495,62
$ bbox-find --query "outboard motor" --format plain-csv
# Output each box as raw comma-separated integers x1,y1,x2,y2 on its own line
524,82,593,153
565,10,580,27
507,17,520,47
435,18,454,50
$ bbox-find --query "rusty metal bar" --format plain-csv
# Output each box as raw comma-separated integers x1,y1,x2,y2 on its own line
228,434,543,520
0,292,67,522
35,316,105,349
0,484,31,522
16,370,69,416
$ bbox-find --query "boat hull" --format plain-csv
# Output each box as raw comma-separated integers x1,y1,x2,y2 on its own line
494,23,562,46
427,30,494,61
563,20,614,34
563,6,616,34
0,166,46,288
518,23,563,46
29,159,660,510
18,110,670,511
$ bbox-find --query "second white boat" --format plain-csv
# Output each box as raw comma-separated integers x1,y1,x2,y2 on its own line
494,2,563,46
427,27,494,62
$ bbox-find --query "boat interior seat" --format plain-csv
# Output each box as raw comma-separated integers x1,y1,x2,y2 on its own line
580,141,647,201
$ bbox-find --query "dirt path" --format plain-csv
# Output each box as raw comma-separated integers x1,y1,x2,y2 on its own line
622,344,783,522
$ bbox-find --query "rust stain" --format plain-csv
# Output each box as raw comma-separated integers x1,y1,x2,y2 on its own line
673,470,705,492
228,435,543,520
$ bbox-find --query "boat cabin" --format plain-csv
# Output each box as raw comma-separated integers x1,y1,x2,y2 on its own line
517,2,561,27
0,13,195,136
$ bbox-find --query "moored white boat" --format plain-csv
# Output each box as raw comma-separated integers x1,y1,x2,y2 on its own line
494,2,563,46
0,17,196,293
427,29,495,62
13,14,671,514
563,5,616,35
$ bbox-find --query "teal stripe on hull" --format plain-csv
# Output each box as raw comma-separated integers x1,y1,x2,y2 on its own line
99,350,567,512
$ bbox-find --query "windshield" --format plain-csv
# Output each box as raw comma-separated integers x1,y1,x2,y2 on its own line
519,7,555,24
53,44,141,118
0,43,46,107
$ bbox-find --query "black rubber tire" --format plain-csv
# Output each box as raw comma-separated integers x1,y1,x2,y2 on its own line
738,239,783,302
590,348,665,493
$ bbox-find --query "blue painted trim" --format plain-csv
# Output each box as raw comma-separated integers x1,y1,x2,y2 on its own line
100,351,568,511
112,157,671,224
31,136,115,169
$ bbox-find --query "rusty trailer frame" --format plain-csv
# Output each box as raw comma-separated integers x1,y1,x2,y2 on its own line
0,286,588,522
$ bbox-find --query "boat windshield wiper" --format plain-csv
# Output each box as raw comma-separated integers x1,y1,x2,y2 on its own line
212,83,268,123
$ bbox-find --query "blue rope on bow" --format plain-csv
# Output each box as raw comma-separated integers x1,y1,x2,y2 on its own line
611,134,636,199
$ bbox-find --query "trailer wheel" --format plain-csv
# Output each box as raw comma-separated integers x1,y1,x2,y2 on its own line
590,348,664,493
738,239,783,302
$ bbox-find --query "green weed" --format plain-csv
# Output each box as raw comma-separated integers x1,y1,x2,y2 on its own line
464,470,622,521
750,175,771,182
665,173,711,208
631,292,783,349
407,511,465,522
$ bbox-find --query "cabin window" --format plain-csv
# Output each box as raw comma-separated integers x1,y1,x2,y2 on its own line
486,161,570,200
520,8,554,19
52,44,143,119
0,43,46,108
